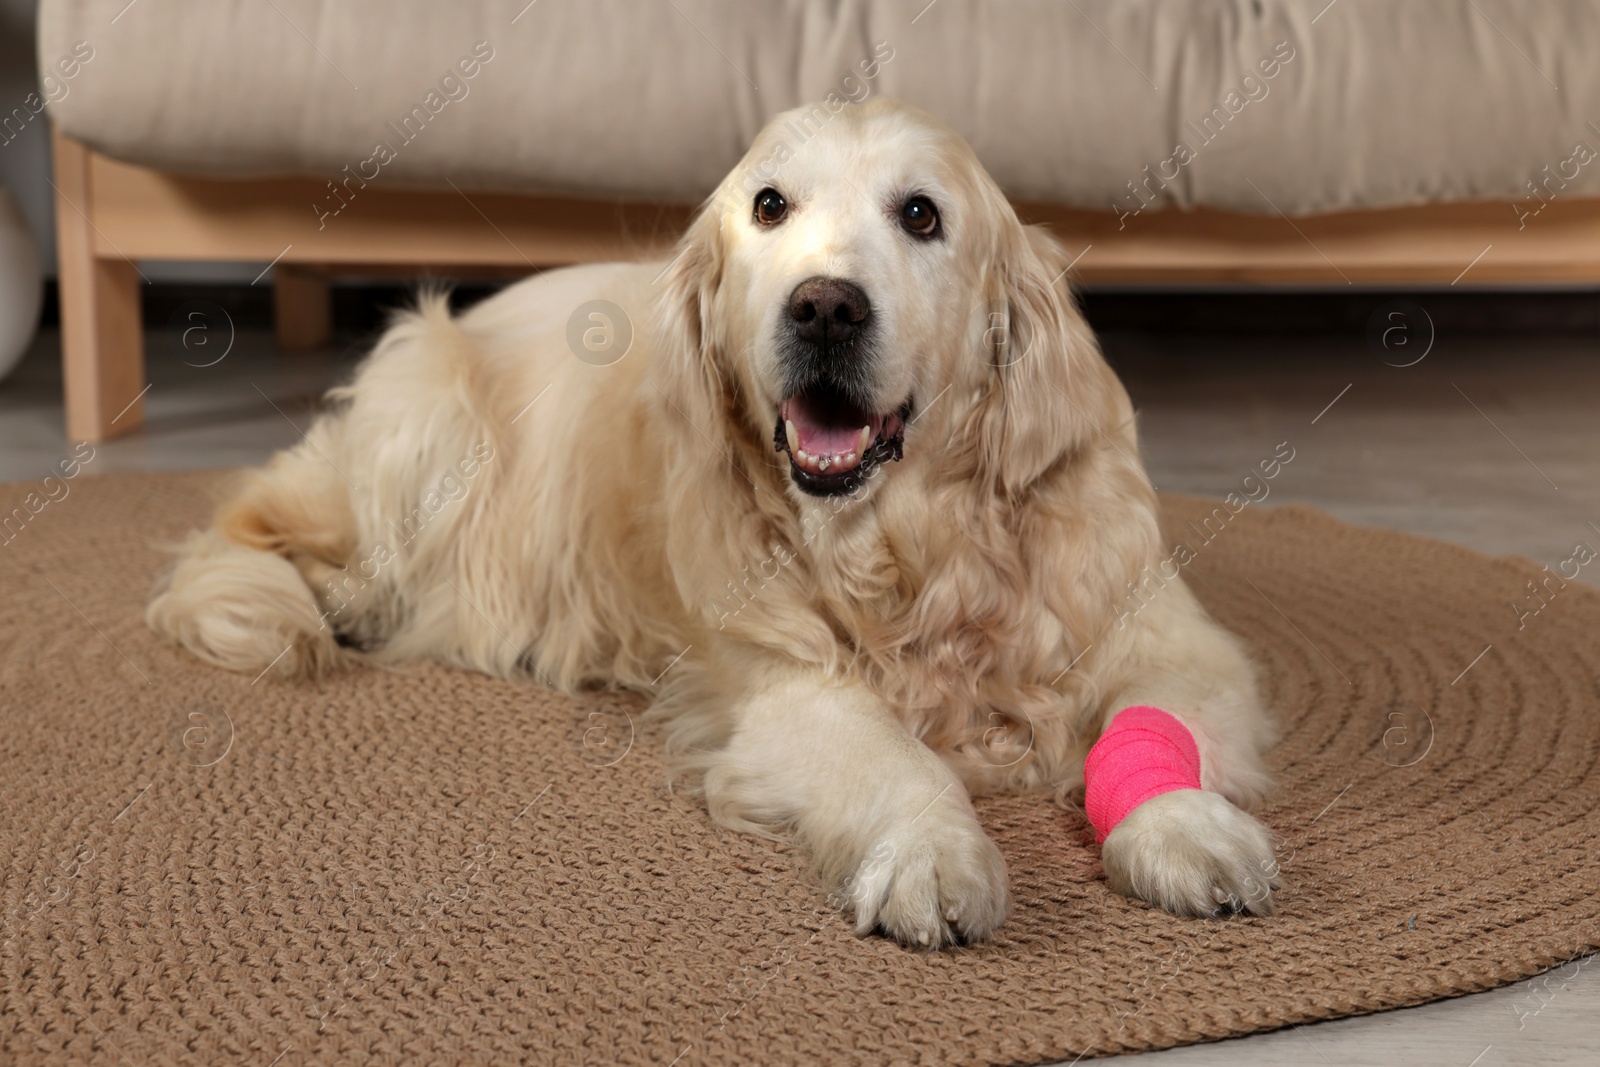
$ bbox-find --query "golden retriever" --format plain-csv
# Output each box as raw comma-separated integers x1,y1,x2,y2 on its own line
148,99,1278,948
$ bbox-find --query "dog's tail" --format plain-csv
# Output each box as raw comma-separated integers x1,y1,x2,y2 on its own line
147,434,358,678
147,291,483,680
146,529,341,678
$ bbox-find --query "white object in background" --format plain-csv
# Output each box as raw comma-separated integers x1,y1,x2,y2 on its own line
0,185,44,383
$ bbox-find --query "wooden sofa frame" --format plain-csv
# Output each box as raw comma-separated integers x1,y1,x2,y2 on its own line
53,130,1600,441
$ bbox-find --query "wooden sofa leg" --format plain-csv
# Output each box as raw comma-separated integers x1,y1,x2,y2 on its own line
52,131,146,442
274,266,332,351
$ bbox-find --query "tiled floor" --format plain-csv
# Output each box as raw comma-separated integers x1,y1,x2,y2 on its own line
0,326,364,481
1109,331,1600,579
2,318,1596,1065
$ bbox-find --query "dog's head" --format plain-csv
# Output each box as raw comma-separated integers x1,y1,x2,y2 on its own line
659,98,1095,503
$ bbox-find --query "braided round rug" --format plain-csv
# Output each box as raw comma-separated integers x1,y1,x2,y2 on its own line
1,470,1596,1066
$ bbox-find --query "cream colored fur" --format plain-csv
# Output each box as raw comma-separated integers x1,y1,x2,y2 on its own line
147,100,1279,947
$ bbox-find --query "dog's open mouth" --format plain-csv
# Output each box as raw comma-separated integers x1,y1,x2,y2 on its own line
772,383,908,496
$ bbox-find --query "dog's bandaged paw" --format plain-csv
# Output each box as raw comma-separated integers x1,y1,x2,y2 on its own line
1100,788,1280,916
1083,705,1204,842
839,798,1009,948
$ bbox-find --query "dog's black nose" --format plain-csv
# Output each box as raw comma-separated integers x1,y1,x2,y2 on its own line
788,277,870,346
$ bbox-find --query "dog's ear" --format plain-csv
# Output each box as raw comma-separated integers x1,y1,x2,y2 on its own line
655,198,732,436
957,210,1115,499
652,188,801,632
657,190,790,505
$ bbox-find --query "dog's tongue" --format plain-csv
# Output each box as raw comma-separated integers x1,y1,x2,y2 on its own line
796,421,864,456
783,393,880,458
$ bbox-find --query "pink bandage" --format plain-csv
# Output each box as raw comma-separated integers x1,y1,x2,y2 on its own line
1083,706,1202,844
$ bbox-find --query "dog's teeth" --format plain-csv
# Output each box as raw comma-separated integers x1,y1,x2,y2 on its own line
785,419,799,454
858,425,872,453
818,456,830,472
796,449,810,468
844,451,856,466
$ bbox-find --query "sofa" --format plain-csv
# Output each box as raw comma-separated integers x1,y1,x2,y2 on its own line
37,0,1600,440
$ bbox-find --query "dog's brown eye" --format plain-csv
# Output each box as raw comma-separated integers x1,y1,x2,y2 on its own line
900,196,940,238
754,188,788,226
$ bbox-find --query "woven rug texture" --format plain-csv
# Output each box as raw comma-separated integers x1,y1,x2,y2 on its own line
1,470,1596,1066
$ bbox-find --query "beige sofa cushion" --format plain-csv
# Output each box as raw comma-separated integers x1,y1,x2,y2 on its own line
38,0,1600,215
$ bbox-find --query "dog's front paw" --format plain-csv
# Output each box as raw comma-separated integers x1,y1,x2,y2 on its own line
1100,789,1279,917
840,800,1009,948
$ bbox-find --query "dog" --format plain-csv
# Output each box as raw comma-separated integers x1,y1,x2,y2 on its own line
148,99,1279,948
